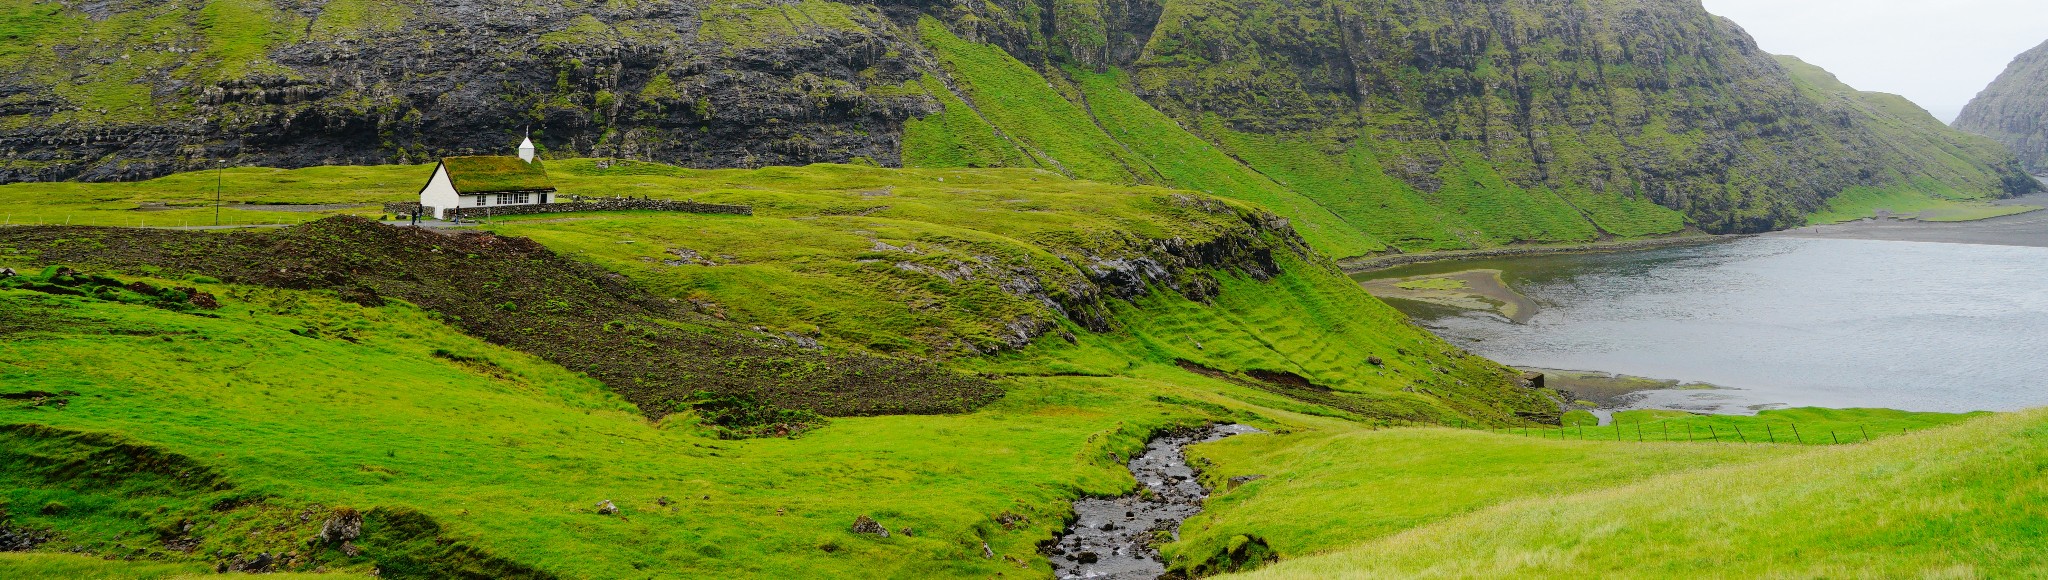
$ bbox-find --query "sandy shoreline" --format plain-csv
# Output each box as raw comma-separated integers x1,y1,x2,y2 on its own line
1772,191,2048,248
1358,269,1539,323
1340,234,1740,274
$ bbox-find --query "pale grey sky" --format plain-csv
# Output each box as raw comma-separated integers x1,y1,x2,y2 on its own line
1701,0,2048,123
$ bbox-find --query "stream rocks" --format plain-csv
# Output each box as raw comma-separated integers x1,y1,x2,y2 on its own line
1047,423,1262,580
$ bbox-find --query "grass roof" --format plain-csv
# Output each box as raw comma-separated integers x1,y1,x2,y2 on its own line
442,156,555,193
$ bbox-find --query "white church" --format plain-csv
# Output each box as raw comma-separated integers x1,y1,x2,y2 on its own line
416,137,559,219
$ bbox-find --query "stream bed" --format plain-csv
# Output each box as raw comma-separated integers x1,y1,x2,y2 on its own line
1047,423,1262,579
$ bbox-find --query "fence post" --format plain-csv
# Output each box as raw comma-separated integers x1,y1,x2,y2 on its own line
1860,425,1870,442
1636,423,1643,442
1766,424,1775,443
1831,431,1840,445
1707,425,1717,441
1792,423,1803,444
1734,426,1746,443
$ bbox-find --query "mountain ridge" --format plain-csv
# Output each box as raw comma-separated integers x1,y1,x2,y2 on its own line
1956,38,2048,175
0,0,2037,256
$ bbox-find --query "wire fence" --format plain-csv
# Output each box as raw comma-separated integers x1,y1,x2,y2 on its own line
1490,421,1903,445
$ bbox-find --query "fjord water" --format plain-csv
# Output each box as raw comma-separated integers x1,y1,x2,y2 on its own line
1361,237,2048,413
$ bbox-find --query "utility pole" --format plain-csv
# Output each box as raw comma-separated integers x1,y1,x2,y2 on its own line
214,159,225,226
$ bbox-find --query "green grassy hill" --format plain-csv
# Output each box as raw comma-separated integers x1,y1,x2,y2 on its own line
0,160,1564,577
1228,408,2048,578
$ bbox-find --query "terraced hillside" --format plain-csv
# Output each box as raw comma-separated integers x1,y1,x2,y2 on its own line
1,0,2037,258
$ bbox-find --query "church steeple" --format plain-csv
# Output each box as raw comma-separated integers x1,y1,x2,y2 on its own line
517,130,536,163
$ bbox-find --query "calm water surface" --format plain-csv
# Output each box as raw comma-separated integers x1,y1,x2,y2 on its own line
1359,237,2048,413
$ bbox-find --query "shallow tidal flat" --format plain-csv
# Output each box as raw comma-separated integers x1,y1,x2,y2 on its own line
1355,269,1537,323
1356,236,2048,415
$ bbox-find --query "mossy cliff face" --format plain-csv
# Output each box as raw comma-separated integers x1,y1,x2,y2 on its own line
0,0,938,181
1,0,2036,253
894,0,2037,248
1956,39,2048,175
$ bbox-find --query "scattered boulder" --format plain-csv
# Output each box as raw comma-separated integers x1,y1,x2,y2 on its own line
0,523,52,551
850,515,889,537
897,527,914,537
313,508,363,545
595,500,619,515
1076,551,1100,564
1367,356,1384,366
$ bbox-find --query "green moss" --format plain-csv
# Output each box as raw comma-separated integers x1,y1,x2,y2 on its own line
699,0,869,53
441,156,554,193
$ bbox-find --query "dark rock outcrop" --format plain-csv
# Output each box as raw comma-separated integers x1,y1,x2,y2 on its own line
0,0,940,182
1957,39,2048,175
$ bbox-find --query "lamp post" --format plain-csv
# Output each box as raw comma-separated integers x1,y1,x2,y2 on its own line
214,159,225,226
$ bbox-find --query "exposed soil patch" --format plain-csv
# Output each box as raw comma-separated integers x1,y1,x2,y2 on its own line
0,217,1001,421
1046,424,1262,579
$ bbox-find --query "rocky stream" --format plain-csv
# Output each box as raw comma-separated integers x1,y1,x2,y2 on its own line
1046,423,1262,579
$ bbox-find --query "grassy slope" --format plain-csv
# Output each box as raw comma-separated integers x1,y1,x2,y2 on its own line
1063,68,1388,258
1168,426,1794,575
488,160,1545,424
0,164,418,227
1542,408,1990,445
1777,55,2042,224
0,280,1244,577
0,553,355,579
900,16,1684,256
0,159,1555,576
1230,409,2048,578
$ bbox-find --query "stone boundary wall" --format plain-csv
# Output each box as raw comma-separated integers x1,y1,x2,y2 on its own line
383,199,752,220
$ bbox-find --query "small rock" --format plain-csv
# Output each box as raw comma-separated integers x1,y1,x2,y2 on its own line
595,500,619,515
982,541,995,559
1367,356,1384,366
1076,551,1100,564
1227,475,1268,490
656,496,672,506
850,515,889,537
314,509,362,544
898,527,913,537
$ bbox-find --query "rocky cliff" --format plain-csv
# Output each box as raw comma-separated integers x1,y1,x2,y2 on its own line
0,0,2037,255
0,0,941,181
1956,39,2048,175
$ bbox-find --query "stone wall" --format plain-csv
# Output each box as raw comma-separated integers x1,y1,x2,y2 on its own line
384,198,754,220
